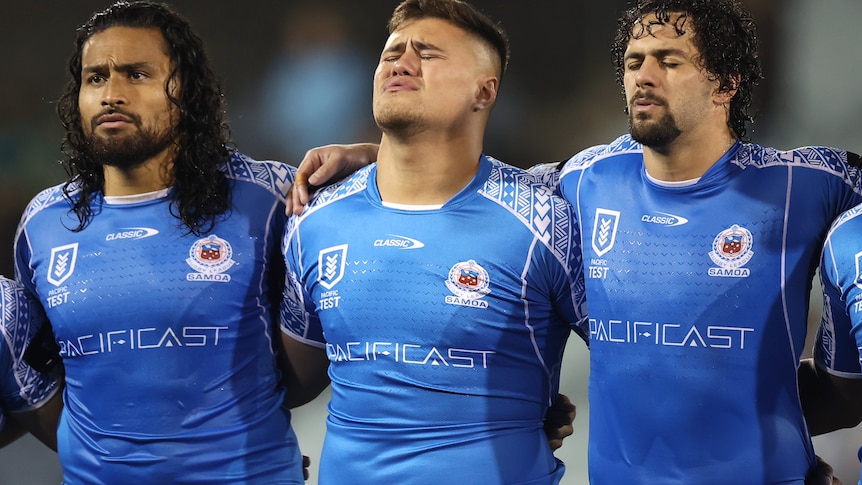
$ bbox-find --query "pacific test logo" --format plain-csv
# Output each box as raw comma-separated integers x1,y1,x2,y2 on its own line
592,209,620,257
47,243,79,286
318,245,348,290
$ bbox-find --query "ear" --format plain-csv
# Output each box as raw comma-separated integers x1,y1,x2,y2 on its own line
473,76,499,112
714,72,741,105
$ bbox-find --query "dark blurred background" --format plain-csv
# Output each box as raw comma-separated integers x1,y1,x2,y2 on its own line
1,1,859,484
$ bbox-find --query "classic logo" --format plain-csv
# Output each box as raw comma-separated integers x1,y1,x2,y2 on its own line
186,235,236,282
641,211,689,227
105,227,159,241
708,224,754,277
373,234,425,249
445,260,490,308
47,243,79,287
592,209,621,257
318,244,348,290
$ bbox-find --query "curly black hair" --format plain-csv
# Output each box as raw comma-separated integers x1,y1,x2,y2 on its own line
56,1,233,235
611,0,763,141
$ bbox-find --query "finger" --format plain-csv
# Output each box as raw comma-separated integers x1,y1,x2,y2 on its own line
295,179,311,208
289,172,310,216
294,172,308,188
302,455,311,481
285,185,295,215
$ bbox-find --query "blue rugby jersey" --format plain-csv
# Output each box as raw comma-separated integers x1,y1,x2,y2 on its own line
282,155,587,484
816,203,862,485
558,134,862,484
14,153,303,484
0,277,60,430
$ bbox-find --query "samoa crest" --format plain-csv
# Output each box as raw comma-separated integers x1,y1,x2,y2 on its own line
445,260,491,306
47,243,79,287
709,224,754,271
186,234,235,281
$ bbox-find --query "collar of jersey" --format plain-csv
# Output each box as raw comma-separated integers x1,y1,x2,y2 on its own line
367,155,492,211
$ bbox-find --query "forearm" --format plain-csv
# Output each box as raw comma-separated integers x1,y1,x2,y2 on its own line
798,358,862,435
279,334,331,408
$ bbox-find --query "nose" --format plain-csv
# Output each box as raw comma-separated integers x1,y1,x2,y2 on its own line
634,57,658,88
100,78,127,107
391,49,420,76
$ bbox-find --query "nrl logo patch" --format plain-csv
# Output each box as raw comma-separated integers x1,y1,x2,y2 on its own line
854,250,862,289
47,243,78,287
592,208,620,257
318,245,348,290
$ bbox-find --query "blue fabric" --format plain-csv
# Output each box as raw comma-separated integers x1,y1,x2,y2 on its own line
559,135,862,484
15,153,303,484
282,155,586,484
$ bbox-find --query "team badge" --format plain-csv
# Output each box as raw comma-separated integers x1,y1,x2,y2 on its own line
708,224,753,277
592,208,620,257
318,245,348,290
445,260,490,309
186,235,235,282
47,243,79,286
854,250,862,289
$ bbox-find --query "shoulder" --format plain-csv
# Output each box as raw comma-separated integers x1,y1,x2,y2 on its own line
18,182,73,229
827,204,862,243
285,165,374,238
306,164,374,211
484,157,577,245
560,134,642,176
739,143,859,171
223,151,296,201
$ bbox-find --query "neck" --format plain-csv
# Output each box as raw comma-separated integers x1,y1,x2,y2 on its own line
376,126,484,205
642,125,737,182
102,150,175,196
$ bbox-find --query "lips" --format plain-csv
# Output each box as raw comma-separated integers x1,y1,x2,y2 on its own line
382,77,418,92
96,112,133,125
631,92,664,109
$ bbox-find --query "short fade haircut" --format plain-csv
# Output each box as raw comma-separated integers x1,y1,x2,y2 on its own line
612,0,763,141
387,0,510,78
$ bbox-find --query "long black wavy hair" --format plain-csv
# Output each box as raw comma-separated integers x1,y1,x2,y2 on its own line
611,0,763,141
56,1,233,235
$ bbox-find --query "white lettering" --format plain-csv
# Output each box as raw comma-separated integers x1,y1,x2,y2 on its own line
589,318,754,350
58,325,227,357
326,341,494,368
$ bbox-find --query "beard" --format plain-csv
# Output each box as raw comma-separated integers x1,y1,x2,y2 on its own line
85,112,176,170
627,93,682,148
373,102,426,139
629,111,682,147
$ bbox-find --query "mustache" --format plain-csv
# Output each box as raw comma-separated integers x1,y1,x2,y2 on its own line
629,91,667,108
90,107,141,130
